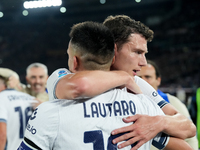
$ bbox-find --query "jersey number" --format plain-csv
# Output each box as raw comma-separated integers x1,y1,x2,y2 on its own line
15,106,32,138
84,130,135,150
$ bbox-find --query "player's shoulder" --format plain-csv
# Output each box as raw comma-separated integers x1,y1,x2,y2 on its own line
166,93,181,102
36,100,62,111
0,89,30,97
47,68,72,100
28,100,61,126
47,68,71,85
49,68,71,79
166,93,186,108
24,101,61,149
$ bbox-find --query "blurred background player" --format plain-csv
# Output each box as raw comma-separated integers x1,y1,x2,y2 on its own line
0,70,38,150
0,63,49,103
136,59,198,150
0,67,23,91
25,63,49,102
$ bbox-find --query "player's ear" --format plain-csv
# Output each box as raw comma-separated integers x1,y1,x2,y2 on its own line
114,44,118,53
157,77,161,87
25,75,29,83
111,55,115,65
72,56,79,72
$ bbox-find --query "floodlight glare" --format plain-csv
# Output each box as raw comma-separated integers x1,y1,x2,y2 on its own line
100,0,106,4
0,12,3,18
23,0,62,9
60,7,66,13
135,0,141,3
22,10,29,16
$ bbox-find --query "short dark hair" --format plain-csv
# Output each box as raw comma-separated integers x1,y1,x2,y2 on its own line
103,15,154,50
147,60,161,78
69,21,114,70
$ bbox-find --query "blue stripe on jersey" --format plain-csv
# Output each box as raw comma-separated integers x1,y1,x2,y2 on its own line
157,89,170,103
152,133,169,149
17,141,34,150
157,100,168,108
0,118,6,123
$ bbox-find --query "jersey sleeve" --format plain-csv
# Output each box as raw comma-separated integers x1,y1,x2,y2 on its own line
135,76,168,109
17,139,39,150
21,101,60,149
152,132,169,149
47,68,72,101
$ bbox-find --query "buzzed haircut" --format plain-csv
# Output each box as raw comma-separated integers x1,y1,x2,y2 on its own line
69,21,114,70
103,15,154,50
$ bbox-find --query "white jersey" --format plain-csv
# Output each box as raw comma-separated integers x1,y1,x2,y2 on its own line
47,68,168,109
18,89,169,150
134,76,168,108
0,89,36,150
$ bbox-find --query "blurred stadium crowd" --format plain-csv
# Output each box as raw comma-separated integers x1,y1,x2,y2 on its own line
0,0,199,99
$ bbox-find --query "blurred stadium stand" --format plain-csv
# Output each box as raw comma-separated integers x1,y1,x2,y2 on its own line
0,0,199,101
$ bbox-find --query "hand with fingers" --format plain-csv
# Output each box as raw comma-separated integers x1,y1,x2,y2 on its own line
111,114,164,150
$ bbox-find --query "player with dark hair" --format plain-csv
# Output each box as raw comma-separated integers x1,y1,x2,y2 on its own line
50,15,196,149
18,21,192,150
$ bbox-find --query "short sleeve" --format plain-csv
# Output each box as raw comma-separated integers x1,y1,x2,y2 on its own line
135,76,168,109
152,132,169,149
47,68,72,100
24,101,59,149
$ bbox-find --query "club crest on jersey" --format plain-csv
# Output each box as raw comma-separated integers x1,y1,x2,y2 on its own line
58,70,68,78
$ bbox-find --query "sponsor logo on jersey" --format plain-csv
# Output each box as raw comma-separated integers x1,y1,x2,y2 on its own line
30,108,38,120
26,123,37,135
152,91,158,97
58,70,68,78
83,100,136,118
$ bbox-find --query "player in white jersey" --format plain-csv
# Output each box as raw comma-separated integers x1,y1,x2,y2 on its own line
18,21,192,150
19,88,172,150
50,15,196,149
0,74,37,150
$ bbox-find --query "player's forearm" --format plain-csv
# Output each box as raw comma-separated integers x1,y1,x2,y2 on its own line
57,70,136,99
163,137,193,150
0,134,6,150
0,123,7,150
161,113,196,139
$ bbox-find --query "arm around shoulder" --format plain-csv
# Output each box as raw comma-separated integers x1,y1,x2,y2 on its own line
56,70,142,99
